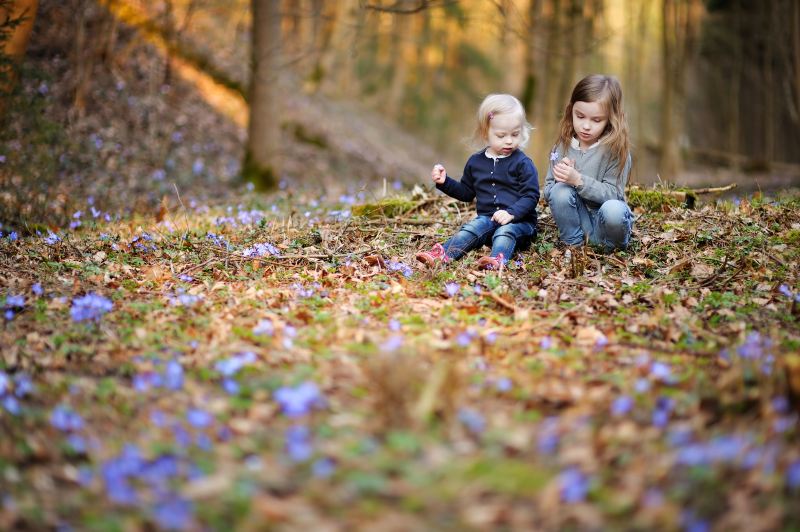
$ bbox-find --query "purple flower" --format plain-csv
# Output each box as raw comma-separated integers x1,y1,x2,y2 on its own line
681,511,710,532
50,405,84,431
458,408,485,434
388,319,401,332
222,378,240,395
152,494,193,530
635,378,651,393
787,459,800,490
559,467,589,503
67,434,87,453
186,408,213,428
444,282,460,298
387,260,413,278
779,284,793,298
2,396,21,415
550,149,560,162
214,352,256,377
164,360,184,390
274,381,324,417
537,417,560,454
70,293,113,322
611,395,634,417
380,335,404,352
312,457,336,478
540,336,553,349
456,330,474,347
495,377,513,392
14,374,33,397
650,361,672,382
242,241,280,258
7,231,17,242
0,372,7,395
44,231,61,245
4,294,24,309
31,283,43,296
253,320,274,336
285,425,313,462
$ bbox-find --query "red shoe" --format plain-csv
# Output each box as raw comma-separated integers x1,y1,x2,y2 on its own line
476,253,505,270
416,243,450,266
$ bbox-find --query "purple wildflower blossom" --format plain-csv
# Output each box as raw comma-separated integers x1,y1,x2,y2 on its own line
70,293,113,322
380,335,404,352
253,319,274,336
274,381,324,417
285,425,313,462
787,459,800,490
312,457,336,478
458,408,485,434
50,405,84,431
611,395,634,417
152,494,194,530
559,467,589,503
444,282,460,297
186,408,213,429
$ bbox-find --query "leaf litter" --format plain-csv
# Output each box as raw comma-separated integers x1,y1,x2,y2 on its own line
0,187,799,530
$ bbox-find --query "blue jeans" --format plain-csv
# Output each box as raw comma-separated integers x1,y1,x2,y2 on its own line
547,183,633,250
442,215,537,262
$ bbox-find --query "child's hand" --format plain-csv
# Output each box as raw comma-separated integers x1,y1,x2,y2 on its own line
553,157,583,187
492,210,514,225
431,164,446,185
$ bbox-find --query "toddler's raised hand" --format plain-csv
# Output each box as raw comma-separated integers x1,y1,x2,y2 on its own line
431,164,446,185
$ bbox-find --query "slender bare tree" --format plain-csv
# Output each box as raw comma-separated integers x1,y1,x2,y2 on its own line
0,0,39,119
244,0,282,190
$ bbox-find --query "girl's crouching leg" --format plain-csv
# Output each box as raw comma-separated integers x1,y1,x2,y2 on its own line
548,183,585,246
597,200,633,250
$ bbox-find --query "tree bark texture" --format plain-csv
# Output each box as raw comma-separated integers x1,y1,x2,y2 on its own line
245,0,282,190
0,0,39,118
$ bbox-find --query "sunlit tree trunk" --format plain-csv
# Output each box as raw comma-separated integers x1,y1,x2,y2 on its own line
244,0,282,190
794,1,800,127
521,0,541,119
318,0,360,95
542,0,563,152
659,0,700,181
557,0,581,106
727,0,742,166
0,0,38,119
386,3,413,120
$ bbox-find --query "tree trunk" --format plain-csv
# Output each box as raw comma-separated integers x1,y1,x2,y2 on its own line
660,0,680,181
386,3,413,120
244,0,282,190
521,0,541,119
318,0,360,95
0,0,39,119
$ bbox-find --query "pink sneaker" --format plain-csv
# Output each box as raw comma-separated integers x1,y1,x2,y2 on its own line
476,253,505,270
416,243,450,267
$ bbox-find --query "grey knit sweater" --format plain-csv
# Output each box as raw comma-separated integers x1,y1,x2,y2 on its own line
543,138,632,210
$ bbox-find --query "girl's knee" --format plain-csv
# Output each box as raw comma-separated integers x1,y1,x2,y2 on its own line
548,183,578,207
599,200,631,225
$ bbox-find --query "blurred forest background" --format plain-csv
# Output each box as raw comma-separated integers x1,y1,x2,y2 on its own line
2,0,800,227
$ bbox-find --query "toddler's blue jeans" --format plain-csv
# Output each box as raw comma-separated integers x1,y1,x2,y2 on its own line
547,183,633,250
442,215,537,262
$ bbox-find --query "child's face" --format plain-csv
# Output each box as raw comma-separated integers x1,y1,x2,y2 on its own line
572,100,609,149
486,113,523,157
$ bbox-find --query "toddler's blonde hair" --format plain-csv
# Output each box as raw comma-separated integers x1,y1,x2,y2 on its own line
473,93,533,149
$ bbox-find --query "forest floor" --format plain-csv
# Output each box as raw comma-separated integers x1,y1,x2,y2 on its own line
1,185,800,531
2,2,800,530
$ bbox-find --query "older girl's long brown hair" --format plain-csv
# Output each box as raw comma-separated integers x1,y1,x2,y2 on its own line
554,75,631,175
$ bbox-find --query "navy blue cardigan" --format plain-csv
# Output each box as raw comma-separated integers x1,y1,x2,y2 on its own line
436,149,539,223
